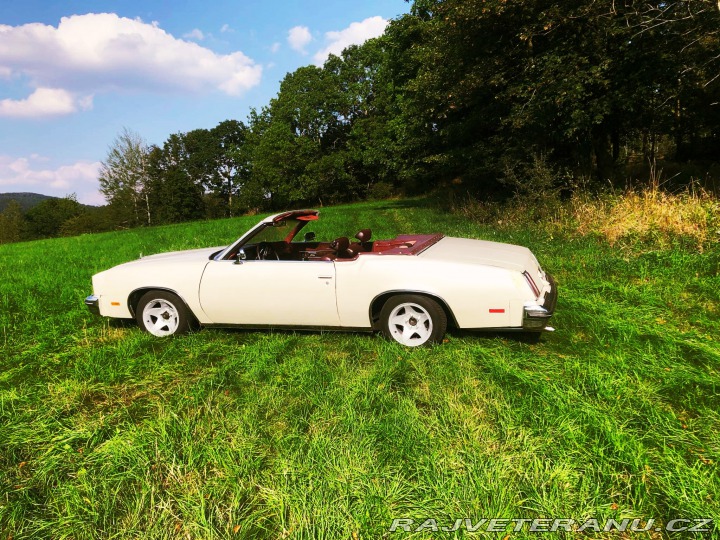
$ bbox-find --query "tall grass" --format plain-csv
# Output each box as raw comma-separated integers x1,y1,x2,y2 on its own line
457,185,719,250
571,187,718,249
1,199,718,539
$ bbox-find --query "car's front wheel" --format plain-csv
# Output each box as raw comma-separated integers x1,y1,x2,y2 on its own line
136,291,193,337
380,294,447,347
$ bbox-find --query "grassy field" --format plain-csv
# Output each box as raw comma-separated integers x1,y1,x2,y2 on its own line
1,199,718,539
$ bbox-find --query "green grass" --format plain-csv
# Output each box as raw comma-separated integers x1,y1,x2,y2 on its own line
1,199,718,539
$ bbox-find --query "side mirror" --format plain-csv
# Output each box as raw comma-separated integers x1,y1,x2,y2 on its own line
234,248,247,264
304,231,316,242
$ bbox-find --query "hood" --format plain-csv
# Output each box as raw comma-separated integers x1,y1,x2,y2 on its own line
91,246,223,296
125,246,224,265
419,236,539,273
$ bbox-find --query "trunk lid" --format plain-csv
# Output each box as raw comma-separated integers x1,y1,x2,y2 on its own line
420,236,538,272
420,236,550,299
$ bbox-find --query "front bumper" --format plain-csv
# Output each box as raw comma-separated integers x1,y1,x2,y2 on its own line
85,295,100,316
523,273,557,330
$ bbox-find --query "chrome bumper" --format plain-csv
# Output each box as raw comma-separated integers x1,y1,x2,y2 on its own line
85,295,100,316
523,273,557,330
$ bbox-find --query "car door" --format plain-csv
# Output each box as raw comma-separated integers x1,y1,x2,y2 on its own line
199,259,340,326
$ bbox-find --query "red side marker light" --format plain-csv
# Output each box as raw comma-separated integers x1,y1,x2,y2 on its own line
489,309,505,313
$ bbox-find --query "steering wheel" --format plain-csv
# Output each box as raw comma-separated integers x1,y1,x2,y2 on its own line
256,242,280,260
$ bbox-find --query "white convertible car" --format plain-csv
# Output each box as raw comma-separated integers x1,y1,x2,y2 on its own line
85,209,557,346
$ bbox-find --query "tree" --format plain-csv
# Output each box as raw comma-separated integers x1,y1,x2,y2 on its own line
146,135,206,223
326,39,404,197
0,200,25,244
99,128,152,227
24,195,84,239
247,66,350,208
207,120,250,217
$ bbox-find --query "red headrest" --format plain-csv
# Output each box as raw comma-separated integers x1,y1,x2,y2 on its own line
355,229,371,242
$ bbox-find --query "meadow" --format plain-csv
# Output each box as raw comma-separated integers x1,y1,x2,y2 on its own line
0,199,718,539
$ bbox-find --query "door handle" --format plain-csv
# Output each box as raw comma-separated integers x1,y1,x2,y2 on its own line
318,276,333,279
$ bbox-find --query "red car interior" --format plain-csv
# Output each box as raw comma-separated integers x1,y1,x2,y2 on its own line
282,231,444,261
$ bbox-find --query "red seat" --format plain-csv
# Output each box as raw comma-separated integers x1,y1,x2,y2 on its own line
331,236,352,258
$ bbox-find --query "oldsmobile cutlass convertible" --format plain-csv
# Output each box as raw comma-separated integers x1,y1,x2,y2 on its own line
85,209,556,346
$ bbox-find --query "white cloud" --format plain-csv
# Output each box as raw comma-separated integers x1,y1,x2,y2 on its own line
0,13,263,118
220,24,233,34
0,155,102,205
183,28,205,41
313,16,388,65
270,42,281,53
287,26,312,54
0,87,93,118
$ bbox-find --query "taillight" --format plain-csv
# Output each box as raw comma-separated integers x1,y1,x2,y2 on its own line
523,271,540,298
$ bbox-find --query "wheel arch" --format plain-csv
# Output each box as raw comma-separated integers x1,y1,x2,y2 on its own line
128,287,196,320
369,290,458,331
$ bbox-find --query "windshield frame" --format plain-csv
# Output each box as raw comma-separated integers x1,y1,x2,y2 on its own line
214,218,311,261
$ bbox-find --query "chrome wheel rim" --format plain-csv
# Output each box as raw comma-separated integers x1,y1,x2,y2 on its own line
142,299,180,337
388,302,433,346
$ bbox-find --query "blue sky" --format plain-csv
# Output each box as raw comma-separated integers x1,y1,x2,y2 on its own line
0,0,410,205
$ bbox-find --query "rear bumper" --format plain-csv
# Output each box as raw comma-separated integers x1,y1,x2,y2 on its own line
523,273,557,330
85,295,100,316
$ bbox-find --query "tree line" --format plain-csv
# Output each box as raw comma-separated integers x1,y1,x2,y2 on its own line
0,195,108,244
2,0,718,243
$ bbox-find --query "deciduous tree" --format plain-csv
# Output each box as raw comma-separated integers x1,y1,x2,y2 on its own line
99,128,152,226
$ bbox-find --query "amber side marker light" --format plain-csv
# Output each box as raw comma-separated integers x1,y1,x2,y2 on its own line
110,302,120,306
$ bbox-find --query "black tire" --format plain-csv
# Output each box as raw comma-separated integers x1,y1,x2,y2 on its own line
380,294,447,347
135,290,193,337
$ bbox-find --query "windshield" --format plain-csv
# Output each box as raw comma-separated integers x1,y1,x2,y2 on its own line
216,215,315,260
244,219,301,245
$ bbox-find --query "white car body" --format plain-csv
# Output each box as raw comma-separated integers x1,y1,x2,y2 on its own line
86,209,556,345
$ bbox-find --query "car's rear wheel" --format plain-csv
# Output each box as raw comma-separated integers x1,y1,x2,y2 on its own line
136,291,193,337
380,294,447,347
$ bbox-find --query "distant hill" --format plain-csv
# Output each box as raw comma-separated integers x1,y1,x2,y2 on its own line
0,192,57,213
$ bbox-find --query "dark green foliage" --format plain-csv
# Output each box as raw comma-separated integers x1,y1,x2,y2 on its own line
387,0,720,191
146,135,206,223
207,120,250,217
243,35,430,208
58,207,117,237
0,200,25,243
0,195,119,243
24,196,85,239
246,66,351,208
